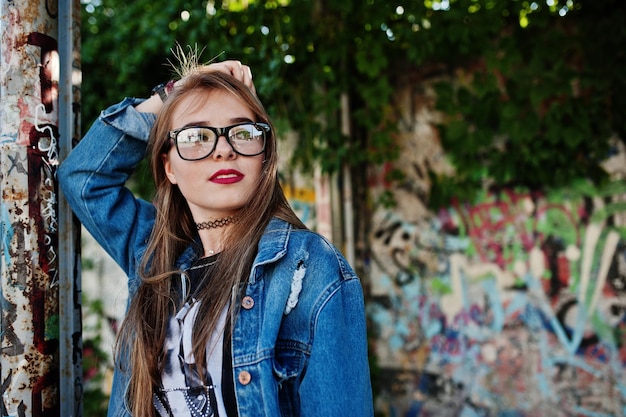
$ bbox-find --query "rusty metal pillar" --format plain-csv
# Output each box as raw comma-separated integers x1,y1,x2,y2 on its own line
57,2,82,416
0,0,82,416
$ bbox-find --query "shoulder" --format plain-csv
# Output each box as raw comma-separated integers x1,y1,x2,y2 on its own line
256,220,366,329
262,218,357,283
289,229,350,269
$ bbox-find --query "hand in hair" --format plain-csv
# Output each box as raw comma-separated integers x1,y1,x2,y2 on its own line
137,59,256,115
196,60,256,96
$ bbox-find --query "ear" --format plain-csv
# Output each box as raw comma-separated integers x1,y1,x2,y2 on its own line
162,153,178,184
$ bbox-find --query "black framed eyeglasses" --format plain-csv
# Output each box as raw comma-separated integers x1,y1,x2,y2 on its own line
169,122,270,161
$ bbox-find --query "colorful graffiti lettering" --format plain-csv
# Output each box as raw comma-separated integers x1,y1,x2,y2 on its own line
365,98,626,417
370,182,626,416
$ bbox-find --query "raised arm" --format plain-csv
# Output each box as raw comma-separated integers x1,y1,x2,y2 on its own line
58,97,157,276
58,60,256,277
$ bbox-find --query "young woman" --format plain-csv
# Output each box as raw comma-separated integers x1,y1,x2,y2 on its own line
59,60,373,417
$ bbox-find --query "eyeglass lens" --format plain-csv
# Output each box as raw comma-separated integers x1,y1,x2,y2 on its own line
175,123,266,160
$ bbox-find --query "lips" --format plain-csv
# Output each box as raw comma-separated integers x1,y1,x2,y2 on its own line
209,169,244,184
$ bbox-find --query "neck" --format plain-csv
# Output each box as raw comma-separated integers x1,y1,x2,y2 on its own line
199,232,224,257
195,215,237,257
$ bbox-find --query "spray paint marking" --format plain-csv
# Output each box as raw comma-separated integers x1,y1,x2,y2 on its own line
370,184,626,416
26,33,58,114
1,29,61,416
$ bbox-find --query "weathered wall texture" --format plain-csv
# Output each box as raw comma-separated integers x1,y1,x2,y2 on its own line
1,1,62,415
367,85,626,416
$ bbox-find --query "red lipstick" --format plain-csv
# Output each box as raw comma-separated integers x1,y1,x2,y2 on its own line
210,169,244,184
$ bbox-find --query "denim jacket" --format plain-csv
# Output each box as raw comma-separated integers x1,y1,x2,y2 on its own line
58,98,374,417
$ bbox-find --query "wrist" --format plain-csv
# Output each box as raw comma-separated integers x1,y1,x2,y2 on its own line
135,94,164,114
150,80,175,102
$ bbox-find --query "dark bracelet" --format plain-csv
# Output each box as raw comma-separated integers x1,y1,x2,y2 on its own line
150,80,175,102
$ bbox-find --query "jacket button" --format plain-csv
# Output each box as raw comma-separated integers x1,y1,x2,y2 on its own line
238,371,252,385
241,296,254,310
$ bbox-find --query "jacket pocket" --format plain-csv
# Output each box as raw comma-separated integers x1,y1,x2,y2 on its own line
273,340,308,417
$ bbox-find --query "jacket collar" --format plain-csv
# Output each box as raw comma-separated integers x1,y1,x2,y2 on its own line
255,218,291,259
249,218,291,284
175,239,203,270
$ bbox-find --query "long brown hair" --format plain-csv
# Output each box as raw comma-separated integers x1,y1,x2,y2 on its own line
115,69,305,416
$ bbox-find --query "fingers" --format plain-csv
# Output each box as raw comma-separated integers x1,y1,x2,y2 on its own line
205,60,257,95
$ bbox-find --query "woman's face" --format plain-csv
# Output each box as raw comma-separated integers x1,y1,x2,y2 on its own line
162,89,264,222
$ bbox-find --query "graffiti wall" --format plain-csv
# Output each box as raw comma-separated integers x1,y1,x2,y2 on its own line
368,101,626,415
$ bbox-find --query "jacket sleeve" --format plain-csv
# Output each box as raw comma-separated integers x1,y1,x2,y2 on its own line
58,98,157,280
300,268,374,416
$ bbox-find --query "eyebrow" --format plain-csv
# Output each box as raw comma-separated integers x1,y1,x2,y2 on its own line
179,117,255,129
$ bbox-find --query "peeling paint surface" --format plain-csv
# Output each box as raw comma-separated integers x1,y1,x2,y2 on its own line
1,1,63,415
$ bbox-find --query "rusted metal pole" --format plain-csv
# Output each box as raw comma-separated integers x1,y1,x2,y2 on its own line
0,0,81,415
57,1,82,416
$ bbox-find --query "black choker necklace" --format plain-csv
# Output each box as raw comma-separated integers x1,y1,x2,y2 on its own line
195,216,238,230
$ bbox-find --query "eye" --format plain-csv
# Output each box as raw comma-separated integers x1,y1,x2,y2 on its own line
180,128,214,144
231,125,254,141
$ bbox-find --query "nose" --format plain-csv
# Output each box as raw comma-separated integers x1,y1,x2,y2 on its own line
212,135,236,160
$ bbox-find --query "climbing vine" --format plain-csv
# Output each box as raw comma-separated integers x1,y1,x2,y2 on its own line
82,0,625,207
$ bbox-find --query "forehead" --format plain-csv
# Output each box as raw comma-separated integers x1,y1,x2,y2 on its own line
170,89,255,127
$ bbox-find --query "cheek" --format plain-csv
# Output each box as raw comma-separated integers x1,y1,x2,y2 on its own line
249,159,265,180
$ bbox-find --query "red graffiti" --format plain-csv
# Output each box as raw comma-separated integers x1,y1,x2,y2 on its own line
26,32,58,114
